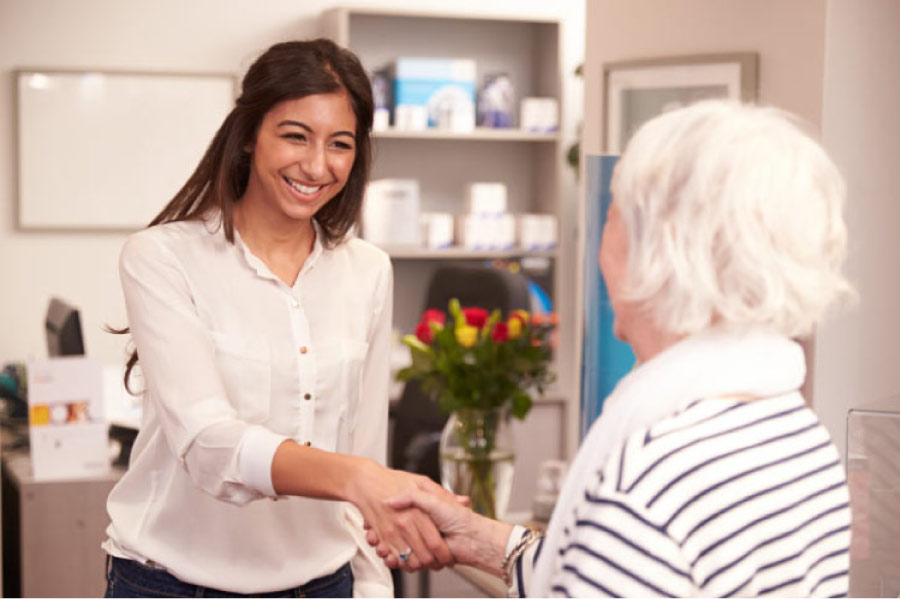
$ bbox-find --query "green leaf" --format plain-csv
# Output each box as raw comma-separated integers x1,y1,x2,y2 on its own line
511,391,532,420
448,298,462,326
410,349,433,372
395,366,417,382
402,334,432,354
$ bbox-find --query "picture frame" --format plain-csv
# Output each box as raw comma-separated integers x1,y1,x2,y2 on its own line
603,52,758,154
16,69,237,230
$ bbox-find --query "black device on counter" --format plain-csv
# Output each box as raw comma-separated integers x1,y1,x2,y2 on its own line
45,297,86,357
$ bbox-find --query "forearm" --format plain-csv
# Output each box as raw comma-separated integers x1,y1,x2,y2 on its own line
459,513,515,578
271,439,371,502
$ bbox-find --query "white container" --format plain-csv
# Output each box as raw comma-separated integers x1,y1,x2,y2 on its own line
518,213,558,250
466,182,508,215
457,214,488,250
457,213,516,250
421,212,455,249
362,179,421,246
520,97,559,133
494,213,517,250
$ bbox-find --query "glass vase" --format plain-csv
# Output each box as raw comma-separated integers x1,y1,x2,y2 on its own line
439,407,515,519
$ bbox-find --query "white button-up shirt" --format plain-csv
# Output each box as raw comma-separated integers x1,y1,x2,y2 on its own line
103,216,393,596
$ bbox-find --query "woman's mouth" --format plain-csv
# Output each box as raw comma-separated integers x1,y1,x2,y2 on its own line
283,176,324,196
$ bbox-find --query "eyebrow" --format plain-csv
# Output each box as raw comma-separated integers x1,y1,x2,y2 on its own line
277,120,355,139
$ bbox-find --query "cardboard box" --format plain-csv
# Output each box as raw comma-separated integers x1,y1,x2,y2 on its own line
394,58,476,131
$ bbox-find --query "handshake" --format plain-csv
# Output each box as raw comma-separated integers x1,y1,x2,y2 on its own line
351,462,515,580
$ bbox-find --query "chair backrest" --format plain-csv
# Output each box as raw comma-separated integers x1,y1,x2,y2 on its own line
424,265,531,315
391,264,532,480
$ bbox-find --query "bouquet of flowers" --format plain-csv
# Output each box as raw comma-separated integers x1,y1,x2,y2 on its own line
397,298,556,419
397,298,556,517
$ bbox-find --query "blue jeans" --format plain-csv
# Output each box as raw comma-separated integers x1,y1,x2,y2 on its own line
104,556,354,598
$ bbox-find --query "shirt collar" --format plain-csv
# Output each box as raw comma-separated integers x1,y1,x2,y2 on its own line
232,218,325,287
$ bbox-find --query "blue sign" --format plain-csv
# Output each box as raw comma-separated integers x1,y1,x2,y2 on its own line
580,155,636,439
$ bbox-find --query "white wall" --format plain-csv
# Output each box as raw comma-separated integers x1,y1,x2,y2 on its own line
0,0,584,369
814,0,900,461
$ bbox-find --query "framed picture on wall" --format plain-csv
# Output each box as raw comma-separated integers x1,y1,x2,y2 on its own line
603,52,758,153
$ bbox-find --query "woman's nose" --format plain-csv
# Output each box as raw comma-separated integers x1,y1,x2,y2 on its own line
300,144,327,180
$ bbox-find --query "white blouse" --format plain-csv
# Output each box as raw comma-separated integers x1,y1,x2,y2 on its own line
103,216,394,596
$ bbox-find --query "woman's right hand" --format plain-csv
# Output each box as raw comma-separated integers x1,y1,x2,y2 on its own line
365,486,514,578
344,459,462,571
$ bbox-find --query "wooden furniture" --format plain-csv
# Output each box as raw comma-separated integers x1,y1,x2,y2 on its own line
1,449,124,597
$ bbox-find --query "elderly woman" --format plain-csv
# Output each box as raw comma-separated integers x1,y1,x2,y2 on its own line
369,100,854,597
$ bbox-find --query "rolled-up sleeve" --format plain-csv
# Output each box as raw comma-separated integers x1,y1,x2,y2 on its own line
120,232,286,505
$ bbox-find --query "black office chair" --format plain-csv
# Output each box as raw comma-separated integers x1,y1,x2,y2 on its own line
389,264,530,596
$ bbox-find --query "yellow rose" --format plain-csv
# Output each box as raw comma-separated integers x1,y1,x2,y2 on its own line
507,317,522,339
511,309,530,324
455,325,479,348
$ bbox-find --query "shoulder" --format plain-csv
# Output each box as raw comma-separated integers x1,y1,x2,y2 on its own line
332,236,392,271
601,394,817,498
120,219,221,270
322,236,393,286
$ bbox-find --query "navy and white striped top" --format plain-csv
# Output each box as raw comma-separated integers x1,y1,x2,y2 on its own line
515,393,850,597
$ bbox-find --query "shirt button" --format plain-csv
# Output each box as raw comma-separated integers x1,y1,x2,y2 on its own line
299,346,308,354
291,299,299,308
304,393,312,401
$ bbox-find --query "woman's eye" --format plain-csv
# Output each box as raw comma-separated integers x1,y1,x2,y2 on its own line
332,141,354,150
283,133,306,142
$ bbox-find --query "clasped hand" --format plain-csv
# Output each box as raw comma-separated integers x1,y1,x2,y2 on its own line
347,462,470,571
358,474,512,577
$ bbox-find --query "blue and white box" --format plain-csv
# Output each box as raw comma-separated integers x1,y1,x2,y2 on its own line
394,58,476,131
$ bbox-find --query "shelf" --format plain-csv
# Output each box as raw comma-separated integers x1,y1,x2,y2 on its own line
373,127,559,142
382,246,557,260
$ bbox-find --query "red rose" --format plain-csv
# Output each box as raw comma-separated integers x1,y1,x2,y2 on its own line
415,320,434,344
461,307,489,329
421,309,446,326
491,321,509,342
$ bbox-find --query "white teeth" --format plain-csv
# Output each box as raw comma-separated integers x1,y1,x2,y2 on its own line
286,177,322,195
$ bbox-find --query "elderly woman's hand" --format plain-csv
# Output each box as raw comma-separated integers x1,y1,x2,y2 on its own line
344,461,466,571
365,487,513,577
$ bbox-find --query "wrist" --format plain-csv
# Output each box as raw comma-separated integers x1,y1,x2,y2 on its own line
465,514,514,577
341,455,379,505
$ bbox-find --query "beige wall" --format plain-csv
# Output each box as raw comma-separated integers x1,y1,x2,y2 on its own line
582,0,900,461
575,0,827,456
583,0,827,155
815,0,900,461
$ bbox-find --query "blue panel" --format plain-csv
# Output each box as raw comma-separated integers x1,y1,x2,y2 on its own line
580,155,636,439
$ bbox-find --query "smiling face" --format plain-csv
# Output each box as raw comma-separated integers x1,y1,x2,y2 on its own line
241,91,357,228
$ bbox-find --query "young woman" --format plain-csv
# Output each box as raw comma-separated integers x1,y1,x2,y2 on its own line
103,39,454,597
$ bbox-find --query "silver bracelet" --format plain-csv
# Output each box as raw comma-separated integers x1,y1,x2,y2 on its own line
499,528,544,588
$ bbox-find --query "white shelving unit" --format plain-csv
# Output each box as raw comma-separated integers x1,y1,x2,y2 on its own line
382,246,558,260
320,9,576,462
374,127,559,142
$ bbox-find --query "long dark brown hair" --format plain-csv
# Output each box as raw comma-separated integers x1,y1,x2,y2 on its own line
114,39,374,392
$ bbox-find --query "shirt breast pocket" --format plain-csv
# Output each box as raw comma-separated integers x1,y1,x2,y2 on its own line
211,333,272,423
315,339,369,453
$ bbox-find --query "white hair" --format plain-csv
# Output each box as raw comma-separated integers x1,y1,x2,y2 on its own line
611,100,854,338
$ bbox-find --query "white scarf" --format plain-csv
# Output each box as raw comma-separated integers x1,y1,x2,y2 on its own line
530,328,807,596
